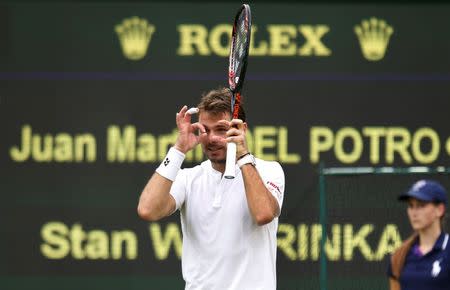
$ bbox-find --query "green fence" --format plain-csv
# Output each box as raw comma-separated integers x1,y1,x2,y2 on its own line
319,165,450,290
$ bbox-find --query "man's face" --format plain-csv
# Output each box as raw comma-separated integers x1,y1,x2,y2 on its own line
198,111,230,164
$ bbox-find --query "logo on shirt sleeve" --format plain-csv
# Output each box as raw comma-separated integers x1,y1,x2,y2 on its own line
266,181,282,199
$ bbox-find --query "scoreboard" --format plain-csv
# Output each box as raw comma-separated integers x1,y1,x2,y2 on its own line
1,2,449,290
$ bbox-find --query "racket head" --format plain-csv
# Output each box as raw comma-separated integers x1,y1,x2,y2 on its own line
228,4,252,118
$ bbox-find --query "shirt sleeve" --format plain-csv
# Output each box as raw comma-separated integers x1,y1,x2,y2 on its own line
169,168,187,211
258,161,285,215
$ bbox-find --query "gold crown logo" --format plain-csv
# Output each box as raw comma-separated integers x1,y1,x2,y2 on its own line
115,16,155,61
354,17,393,61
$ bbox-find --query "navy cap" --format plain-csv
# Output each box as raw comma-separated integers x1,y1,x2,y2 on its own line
398,180,448,206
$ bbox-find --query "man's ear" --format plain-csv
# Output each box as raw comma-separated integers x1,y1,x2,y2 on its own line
243,122,248,132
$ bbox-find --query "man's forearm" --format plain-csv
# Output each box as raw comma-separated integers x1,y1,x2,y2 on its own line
241,165,279,225
137,172,176,221
137,146,185,221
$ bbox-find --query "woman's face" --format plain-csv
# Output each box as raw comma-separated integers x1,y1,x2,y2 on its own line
407,198,444,231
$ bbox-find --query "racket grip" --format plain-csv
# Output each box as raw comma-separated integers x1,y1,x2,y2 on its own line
224,142,237,179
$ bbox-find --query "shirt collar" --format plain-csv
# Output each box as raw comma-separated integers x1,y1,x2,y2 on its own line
201,160,240,178
432,232,449,251
201,160,222,176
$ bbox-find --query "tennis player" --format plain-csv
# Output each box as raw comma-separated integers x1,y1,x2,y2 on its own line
138,88,285,290
388,180,449,290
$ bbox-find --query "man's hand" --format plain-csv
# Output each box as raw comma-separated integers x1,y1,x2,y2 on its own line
219,118,248,159
174,105,206,154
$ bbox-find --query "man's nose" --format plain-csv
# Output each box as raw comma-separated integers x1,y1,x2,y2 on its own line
208,132,225,144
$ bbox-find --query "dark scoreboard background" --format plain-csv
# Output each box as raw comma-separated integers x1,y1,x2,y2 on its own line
1,2,450,290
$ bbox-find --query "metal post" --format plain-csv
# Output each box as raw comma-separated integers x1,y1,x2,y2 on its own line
319,162,327,290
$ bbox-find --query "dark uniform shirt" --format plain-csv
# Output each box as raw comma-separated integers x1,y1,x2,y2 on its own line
388,232,450,290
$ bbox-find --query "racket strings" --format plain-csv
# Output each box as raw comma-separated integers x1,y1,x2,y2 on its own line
236,13,248,57
228,5,251,118
231,10,250,83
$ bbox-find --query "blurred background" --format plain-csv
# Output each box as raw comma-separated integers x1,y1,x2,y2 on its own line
1,0,449,289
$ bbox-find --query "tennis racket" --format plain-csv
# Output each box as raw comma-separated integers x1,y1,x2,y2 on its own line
224,4,252,179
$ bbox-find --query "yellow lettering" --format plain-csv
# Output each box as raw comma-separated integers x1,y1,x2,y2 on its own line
327,224,342,261
298,224,308,260
386,127,412,164
335,127,363,164
40,222,70,259
411,127,440,164
254,126,277,160
53,133,73,162
246,128,254,154
41,222,138,260
85,230,109,259
249,25,268,56
158,129,178,161
267,25,297,56
343,224,374,261
107,125,136,162
32,134,53,162
70,223,86,259
311,224,341,261
111,230,138,259
10,126,96,163
74,134,96,162
278,127,301,163
209,24,231,56
277,223,297,260
177,24,210,55
298,25,331,56
374,224,402,260
362,127,386,164
310,126,334,163
446,136,450,156
137,134,157,162
310,224,321,260
10,125,32,162
149,222,182,260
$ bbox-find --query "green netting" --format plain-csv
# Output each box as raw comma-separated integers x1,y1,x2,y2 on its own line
318,166,450,290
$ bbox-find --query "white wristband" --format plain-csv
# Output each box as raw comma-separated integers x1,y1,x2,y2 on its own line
156,147,185,181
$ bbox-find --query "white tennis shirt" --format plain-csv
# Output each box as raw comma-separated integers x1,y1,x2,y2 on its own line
170,158,285,290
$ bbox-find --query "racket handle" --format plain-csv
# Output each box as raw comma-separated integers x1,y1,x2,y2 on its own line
224,142,237,179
